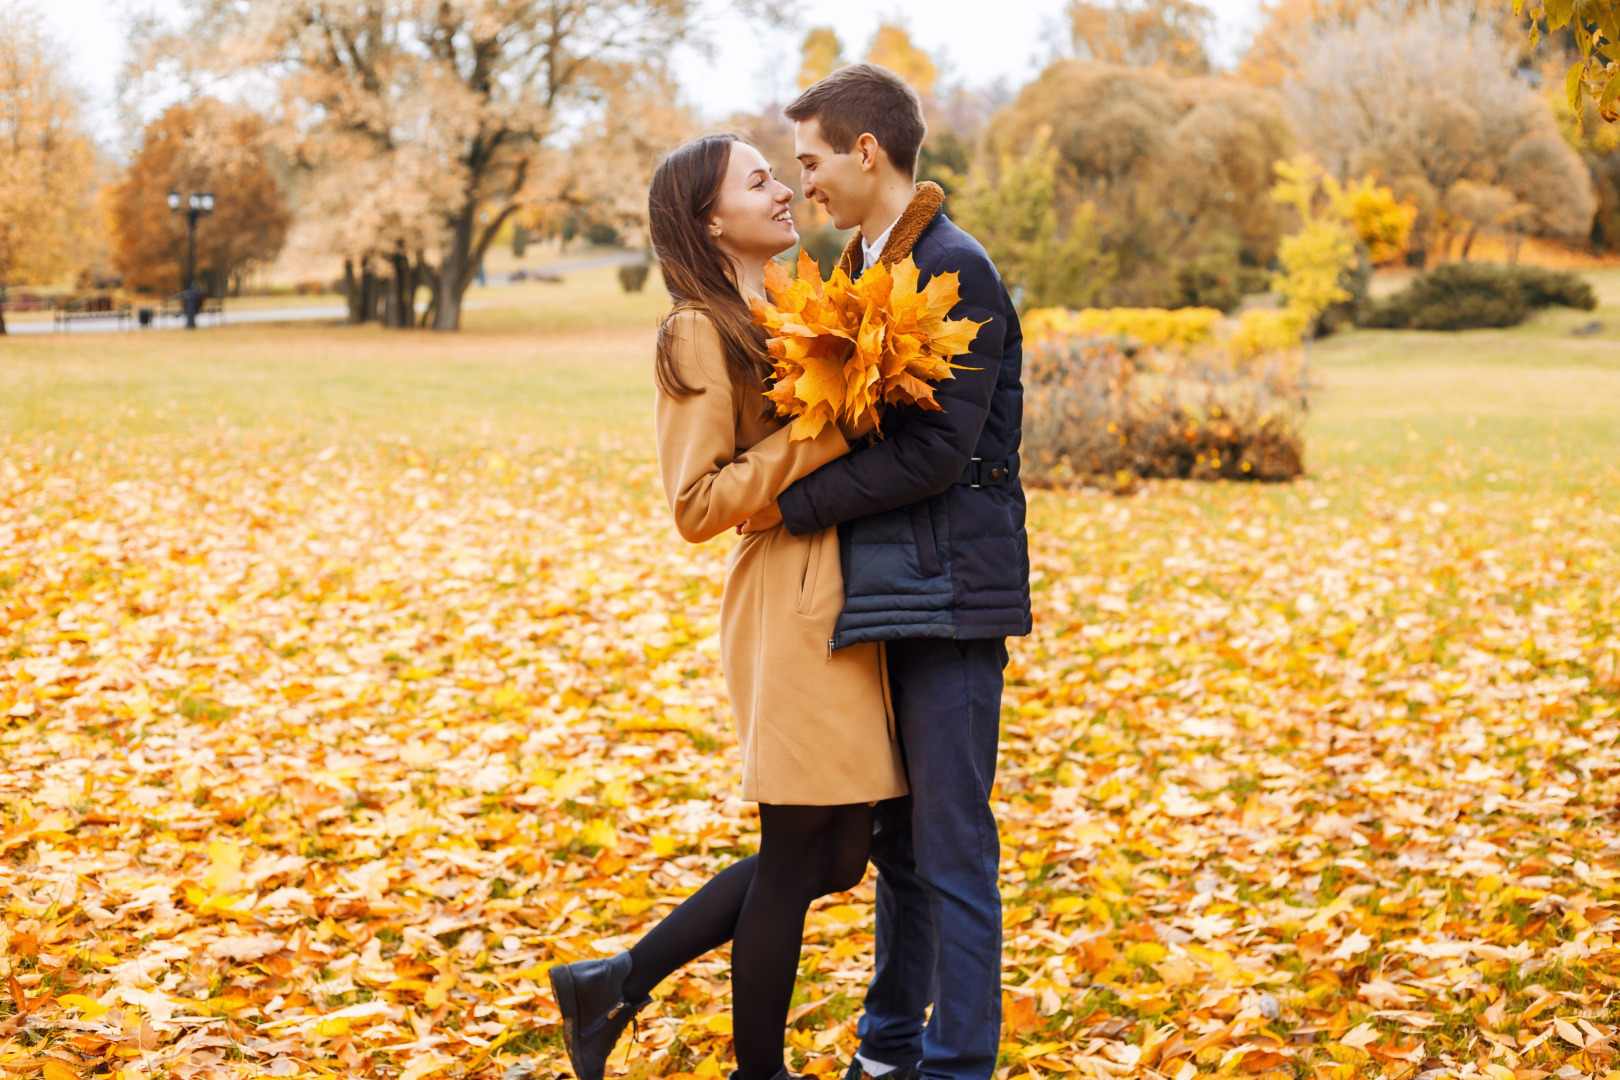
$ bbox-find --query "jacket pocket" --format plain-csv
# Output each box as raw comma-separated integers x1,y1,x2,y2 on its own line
908,501,942,576
795,529,825,615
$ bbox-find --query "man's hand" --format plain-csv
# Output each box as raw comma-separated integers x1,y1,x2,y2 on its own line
839,407,879,441
737,500,783,535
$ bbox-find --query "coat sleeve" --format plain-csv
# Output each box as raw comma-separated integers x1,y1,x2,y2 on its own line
655,311,850,544
776,252,1006,536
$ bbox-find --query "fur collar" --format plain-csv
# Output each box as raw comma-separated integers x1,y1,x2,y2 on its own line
836,181,946,277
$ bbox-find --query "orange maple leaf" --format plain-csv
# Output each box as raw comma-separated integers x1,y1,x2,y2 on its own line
753,252,987,440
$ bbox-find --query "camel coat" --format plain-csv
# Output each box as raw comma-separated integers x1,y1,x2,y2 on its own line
654,309,908,806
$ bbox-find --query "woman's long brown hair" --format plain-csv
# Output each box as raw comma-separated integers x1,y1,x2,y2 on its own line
649,134,772,400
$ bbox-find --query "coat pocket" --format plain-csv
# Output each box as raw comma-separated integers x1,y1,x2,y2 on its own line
908,500,942,576
795,528,826,615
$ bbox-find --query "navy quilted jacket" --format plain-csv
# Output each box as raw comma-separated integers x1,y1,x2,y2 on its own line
777,209,1031,649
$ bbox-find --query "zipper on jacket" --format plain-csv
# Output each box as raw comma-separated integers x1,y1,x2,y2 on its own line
828,638,834,659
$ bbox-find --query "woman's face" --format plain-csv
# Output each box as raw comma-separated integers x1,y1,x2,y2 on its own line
709,142,797,269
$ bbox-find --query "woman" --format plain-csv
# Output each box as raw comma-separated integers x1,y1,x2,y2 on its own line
548,135,906,1080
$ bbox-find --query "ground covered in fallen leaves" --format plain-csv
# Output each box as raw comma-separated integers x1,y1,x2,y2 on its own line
3,417,1620,1080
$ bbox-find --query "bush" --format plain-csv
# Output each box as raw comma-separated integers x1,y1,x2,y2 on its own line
1022,335,1308,487
1025,306,1222,348
1511,264,1599,310
1366,262,1597,330
1175,254,1244,312
617,262,650,293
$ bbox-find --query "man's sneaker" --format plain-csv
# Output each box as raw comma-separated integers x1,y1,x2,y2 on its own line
549,952,650,1080
843,1059,922,1080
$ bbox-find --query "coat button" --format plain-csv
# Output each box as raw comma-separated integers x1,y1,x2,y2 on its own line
989,467,1006,482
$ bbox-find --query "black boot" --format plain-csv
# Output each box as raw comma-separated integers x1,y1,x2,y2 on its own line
549,952,649,1080
844,1060,922,1080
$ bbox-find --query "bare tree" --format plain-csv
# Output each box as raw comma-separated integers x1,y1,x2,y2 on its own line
1283,3,1594,261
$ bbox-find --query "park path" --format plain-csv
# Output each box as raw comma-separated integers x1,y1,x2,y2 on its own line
4,303,348,335
3,250,643,335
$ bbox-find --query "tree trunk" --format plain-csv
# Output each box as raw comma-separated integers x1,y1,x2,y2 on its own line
434,193,520,331
1460,225,1477,259
433,201,477,331
415,255,439,328
382,251,411,329
344,260,364,324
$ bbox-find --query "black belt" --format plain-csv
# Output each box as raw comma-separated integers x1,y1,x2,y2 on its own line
955,458,1014,488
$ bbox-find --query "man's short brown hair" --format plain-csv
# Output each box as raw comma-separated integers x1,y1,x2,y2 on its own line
784,63,926,176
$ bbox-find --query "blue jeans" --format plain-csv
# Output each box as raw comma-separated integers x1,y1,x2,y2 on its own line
856,637,1008,1080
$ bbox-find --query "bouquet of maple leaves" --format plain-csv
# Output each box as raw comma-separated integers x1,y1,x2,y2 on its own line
751,251,987,441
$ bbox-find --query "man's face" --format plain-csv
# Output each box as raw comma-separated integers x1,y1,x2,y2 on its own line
794,117,872,231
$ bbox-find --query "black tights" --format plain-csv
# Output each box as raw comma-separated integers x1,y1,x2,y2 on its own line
623,803,874,1080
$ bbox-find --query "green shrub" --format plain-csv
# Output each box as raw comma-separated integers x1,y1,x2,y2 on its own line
1366,262,1597,331
1511,264,1599,310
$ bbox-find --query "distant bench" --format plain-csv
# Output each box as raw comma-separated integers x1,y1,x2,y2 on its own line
54,296,133,330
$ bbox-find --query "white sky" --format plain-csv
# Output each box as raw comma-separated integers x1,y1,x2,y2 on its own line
39,0,1263,151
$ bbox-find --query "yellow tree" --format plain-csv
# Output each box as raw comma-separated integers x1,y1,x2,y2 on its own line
1518,0,1620,119
1270,157,1359,319
799,27,845,90
865,23,937,95
0,1,96,334
1258,155,1413,345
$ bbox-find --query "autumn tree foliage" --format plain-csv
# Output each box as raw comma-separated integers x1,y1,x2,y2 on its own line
161,0,701,331
102,100,290,297
953,128,1116,311
0,2,96,334
1239,0,1505,88
1064,0,1216,73
798,27,845,90
864,23,938,95
1515,0,1620,120
989,61,1294,309
519,68,695,253
1283,4,1594,264
1238,0,1379,86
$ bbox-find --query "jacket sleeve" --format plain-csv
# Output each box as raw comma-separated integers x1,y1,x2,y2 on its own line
776,252,1006,536
655,310,850,544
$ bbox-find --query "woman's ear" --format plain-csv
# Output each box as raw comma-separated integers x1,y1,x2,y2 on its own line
709,218,723,238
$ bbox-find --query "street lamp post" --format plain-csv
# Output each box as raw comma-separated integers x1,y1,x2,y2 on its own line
168,189,215,329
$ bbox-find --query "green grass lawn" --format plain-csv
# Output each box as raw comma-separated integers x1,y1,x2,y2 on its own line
0,268,669,447
4,263,1617,502
1306,269,1620,498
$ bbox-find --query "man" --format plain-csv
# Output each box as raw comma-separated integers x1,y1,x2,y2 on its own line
775,63,1031,1080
